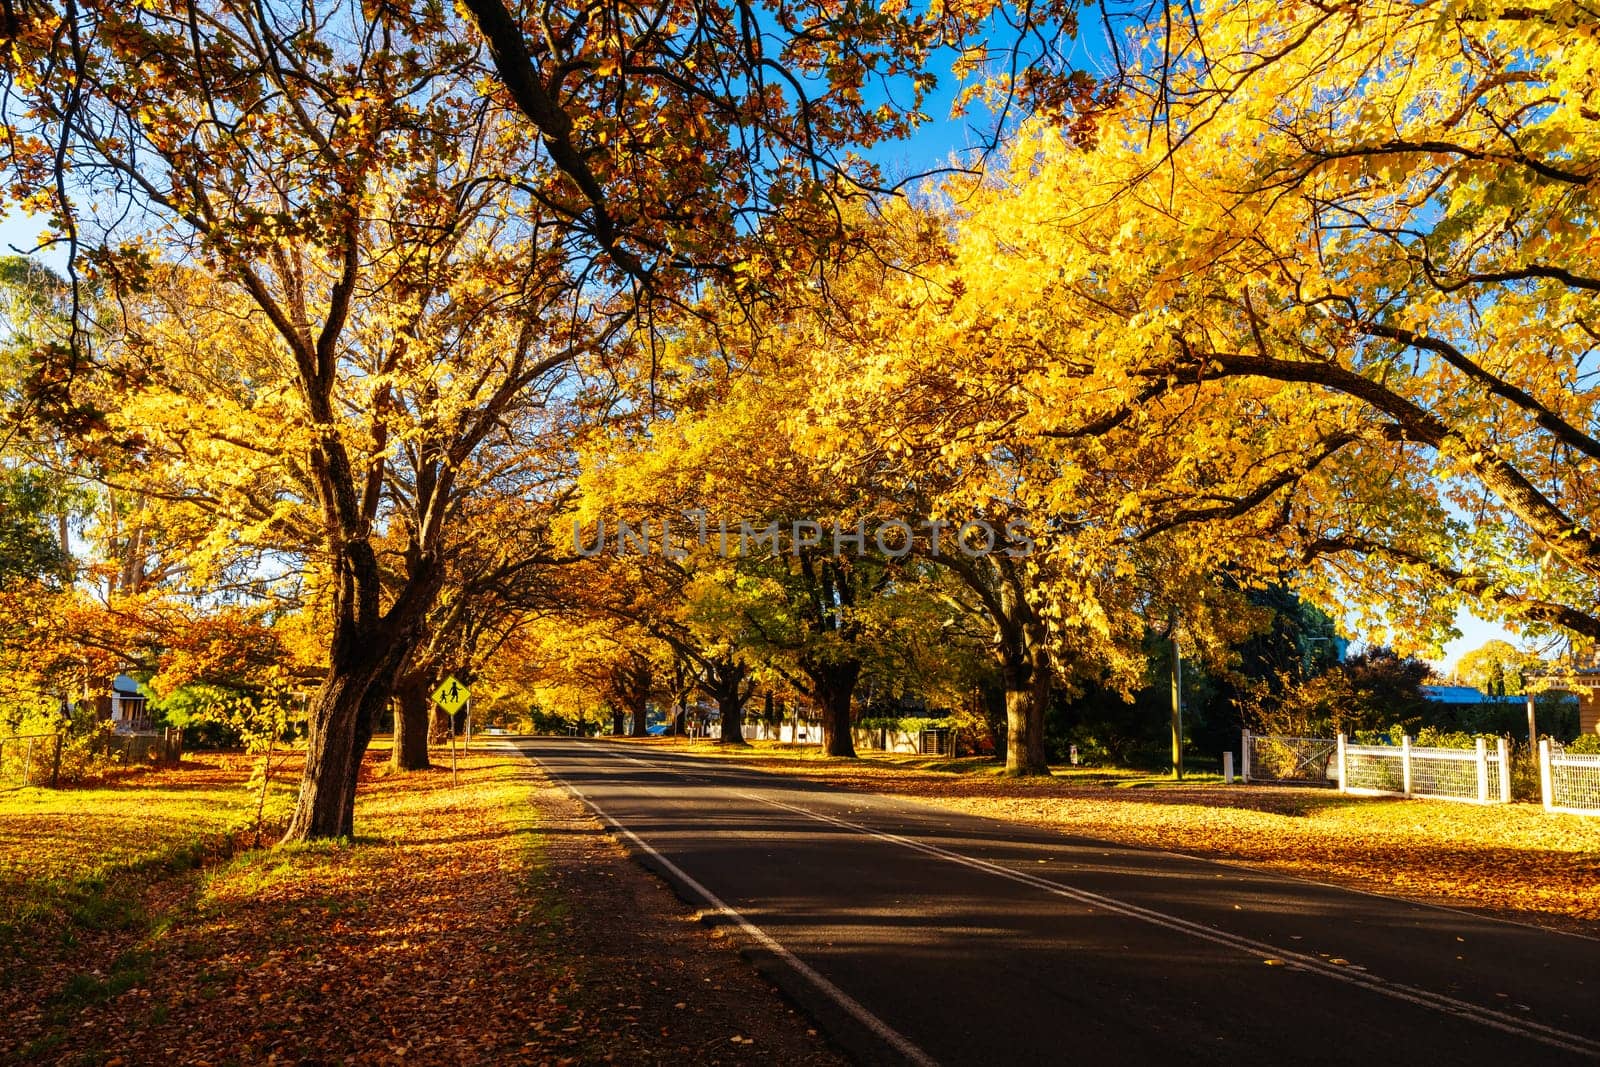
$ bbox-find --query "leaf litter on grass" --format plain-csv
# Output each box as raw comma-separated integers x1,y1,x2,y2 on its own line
6,746,843,1066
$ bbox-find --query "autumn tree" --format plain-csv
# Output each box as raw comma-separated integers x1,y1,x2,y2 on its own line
777,201,1278,772
4,0,1126,834
1142,0,1600,649
456,0,1093,301
3,0,621,839
1455,641,1541,698
384,460,580,769
878,0,1600,675
571,276,974,758
0,467,70,590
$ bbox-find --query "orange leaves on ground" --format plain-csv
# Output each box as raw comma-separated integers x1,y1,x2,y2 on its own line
5,745,841,1065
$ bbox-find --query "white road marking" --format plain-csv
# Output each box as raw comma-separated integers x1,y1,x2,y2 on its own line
739,789,1600,1058
515,743,940,1067
526,741,1600,1060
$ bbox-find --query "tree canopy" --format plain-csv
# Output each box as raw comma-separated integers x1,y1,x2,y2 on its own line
3,0,1598,830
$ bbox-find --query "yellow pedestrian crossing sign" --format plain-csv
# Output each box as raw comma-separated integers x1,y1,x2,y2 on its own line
432,675,470,714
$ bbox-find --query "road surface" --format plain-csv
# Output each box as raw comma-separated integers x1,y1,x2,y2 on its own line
511,737,1600,1066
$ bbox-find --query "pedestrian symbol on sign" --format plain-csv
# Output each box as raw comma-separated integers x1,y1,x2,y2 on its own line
432,675,470,714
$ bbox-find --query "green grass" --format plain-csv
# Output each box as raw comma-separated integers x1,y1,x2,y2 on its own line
0,755,294,950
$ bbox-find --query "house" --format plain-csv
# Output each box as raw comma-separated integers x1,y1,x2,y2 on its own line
1523,646,1600,739
1542,671,1600,738
1420,685,1525,706
1424,682,1593,739
93,674,152,733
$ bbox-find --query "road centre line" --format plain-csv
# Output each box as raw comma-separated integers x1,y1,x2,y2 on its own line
587,743,1600,1059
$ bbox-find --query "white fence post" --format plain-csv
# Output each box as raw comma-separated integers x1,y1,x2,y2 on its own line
1336,733,1348,793
1539,739,1555,813
1223,751,1234,784
1241,730,1252,783
1401,734,1413,797
1496,737,1511,804
1475,736,1489,804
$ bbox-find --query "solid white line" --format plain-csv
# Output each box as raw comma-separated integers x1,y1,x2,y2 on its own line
515,742,940,1067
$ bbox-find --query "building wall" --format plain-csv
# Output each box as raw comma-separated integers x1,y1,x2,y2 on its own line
1582,690,1600,737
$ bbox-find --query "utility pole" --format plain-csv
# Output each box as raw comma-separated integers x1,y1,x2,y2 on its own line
1170,615,1184,781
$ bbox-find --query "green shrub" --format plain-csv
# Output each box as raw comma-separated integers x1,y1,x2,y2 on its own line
1414,726,1478,749
855,716,950,734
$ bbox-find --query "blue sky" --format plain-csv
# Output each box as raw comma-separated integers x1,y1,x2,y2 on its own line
1433,608,1521,677
0,213,59,268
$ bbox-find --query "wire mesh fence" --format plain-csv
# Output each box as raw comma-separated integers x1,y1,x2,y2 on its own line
1339,736,1509,804
1240,731,1337,786
1341,743,1405,794
99,728,183,766
0,732,58,788
1541,741,1600,816
1408,746,1507,802
0,726,182,788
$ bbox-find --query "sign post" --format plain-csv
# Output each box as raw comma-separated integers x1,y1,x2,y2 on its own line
432,676,471,787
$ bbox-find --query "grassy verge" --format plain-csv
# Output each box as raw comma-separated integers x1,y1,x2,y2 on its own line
0,747,563,1065
608,737,1600,930
3,742,842,1066
0,752,297,1065
0,753,291,948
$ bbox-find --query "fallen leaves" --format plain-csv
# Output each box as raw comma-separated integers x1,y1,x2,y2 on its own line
2,744,843,1065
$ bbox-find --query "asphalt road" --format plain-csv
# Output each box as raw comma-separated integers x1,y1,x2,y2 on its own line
510,737,1600,1066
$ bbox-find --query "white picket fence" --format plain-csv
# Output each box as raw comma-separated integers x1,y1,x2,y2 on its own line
1338,734,1510,804
742,720,822,744
1539,740,1600,816
1243,730,1600,816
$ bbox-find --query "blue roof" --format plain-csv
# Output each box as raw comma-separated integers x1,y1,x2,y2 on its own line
1421,685,1567,705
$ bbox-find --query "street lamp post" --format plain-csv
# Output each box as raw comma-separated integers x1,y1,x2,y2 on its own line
1170,616,1183,781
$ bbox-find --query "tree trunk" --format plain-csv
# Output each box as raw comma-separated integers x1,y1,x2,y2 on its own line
282,603,422,843
629,696,650,737
671,698,688,735
712,672,750,746
338,671,396,836
391,670,433,771
281,665,378,841
611,707,626,735
57,508,71,572
980,683,1006,755
717,691,749,744
430,705,452,743
1001,637,1052,776
813,661,861,758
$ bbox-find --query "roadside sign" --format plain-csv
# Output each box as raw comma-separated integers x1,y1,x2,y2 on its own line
433,675,470,714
